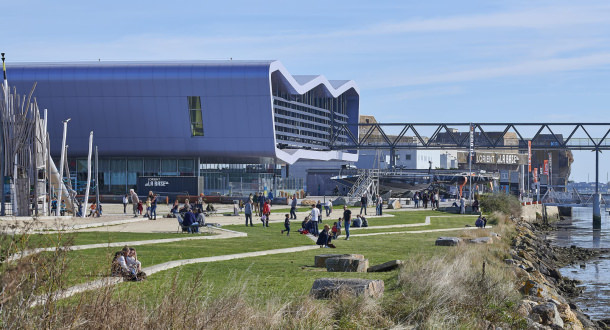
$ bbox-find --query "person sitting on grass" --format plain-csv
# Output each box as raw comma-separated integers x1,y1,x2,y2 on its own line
126,247,142,274
281,214,290,236
196,208,206,227
182,209,200,233
316,224,336,248
360,215,368,227
299,216,311,234
112,246,144,281
353,214,363,228
475,215,484,228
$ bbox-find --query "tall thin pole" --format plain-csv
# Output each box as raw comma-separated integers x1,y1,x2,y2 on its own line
56,118,70,207
1,53,7,215
469,123,473,204
83,132,93,217
95,146,99,214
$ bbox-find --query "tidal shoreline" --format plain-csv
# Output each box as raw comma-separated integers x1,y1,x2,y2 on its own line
512,219,610,328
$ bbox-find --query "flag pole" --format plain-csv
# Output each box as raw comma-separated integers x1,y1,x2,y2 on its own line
1,53,7,215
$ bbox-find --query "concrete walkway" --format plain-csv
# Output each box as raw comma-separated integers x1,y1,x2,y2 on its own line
31,245,320,307
8,227,246,262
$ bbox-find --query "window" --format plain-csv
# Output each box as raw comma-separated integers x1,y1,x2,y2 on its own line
188,96,204,136
405,154,411,160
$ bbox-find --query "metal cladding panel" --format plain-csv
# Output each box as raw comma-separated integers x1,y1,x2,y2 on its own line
5,61,277,160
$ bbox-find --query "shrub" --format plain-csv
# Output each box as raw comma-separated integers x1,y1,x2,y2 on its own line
479,193,522,217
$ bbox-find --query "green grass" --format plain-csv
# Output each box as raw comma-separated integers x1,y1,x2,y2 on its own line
32,210,477,295
7,231,215,249
70,230,454,304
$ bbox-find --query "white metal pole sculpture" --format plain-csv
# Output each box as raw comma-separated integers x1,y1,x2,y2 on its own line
56,118,70,213
83,131,93,217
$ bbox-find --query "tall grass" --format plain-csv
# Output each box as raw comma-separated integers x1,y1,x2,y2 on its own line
1,214,527,328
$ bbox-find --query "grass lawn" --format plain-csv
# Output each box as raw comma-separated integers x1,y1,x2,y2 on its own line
31,209,478,294
69,230,457,306
4,231,215,250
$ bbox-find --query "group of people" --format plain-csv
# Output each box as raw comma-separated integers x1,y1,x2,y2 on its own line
359,193,384,216
126,189,159,220
413,190,440,209
111,246,147,281
50,198,67,216
242,191,276,227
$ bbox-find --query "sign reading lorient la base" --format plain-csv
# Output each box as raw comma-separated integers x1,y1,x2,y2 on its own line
475,152,521,165
137,176,198,196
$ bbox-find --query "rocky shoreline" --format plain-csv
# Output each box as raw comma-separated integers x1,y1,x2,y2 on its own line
510,219,610,329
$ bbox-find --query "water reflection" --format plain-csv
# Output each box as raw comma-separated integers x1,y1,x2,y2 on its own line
548,207,610,319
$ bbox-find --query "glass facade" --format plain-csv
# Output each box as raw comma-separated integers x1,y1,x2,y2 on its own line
271,72,352,150
188,96,204,136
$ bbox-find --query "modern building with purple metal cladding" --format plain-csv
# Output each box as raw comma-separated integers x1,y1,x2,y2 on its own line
6,60,359,195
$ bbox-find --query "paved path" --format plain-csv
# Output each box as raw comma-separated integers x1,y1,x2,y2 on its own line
31,245,320,307
8,227,246,262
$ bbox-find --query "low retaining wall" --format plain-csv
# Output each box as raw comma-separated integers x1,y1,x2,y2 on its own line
521,204,560,222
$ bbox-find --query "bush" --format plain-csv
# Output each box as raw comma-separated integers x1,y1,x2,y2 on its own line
479,193,522,217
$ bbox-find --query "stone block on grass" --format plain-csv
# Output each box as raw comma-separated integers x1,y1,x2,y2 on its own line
314,254,364,268
326,256,369,272
469,237,494,244
387,199,401,209
310,278,384,299
367,260,404,272
435,237,463,246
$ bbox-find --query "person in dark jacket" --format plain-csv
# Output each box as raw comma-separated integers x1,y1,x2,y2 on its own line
182,210,199,233
316,224,334,248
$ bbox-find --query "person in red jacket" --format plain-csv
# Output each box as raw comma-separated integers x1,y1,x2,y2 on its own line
262,201,271,227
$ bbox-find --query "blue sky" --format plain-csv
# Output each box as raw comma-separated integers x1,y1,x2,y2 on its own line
3,0,610,182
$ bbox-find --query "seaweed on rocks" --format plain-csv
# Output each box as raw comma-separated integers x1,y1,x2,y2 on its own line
510,219,608,329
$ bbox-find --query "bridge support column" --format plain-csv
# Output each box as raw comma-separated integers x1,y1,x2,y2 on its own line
593,148,601,229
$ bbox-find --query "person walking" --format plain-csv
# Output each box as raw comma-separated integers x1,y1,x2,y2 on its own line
258,192,265,219
281,213,291,236
244,199,253,226
262,200,271,227
310,204,320,236
343,205,352,240
290,194,297,219
253,192,259,216
325,199,333,216
129,189,139,218
360,193,367,215
122,194,129,214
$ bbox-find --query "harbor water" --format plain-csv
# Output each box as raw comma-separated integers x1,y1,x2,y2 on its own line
546,207,610,320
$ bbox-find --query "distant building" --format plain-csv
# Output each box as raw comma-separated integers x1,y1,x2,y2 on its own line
7,60,359,196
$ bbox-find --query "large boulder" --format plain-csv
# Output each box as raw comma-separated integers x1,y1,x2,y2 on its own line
387,199,401,209
530,303,564,328
314,254,364,268
435,237,463,246
301,199,316,206
310,278,384,299
326,256,369,272
367,260,404,272
332,197,347,206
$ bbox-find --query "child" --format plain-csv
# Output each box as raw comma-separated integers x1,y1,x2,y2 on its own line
281,214,290,236
145,197,152,219
88,203,96,217
331,222,338,239
137,200,143,215
60,200,66,216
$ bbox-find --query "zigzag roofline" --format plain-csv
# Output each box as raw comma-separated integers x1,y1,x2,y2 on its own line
269,61,359,98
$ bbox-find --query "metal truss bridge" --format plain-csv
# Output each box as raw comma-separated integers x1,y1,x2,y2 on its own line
329,123,610,151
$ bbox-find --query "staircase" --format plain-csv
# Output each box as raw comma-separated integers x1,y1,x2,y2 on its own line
347,169,379,198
